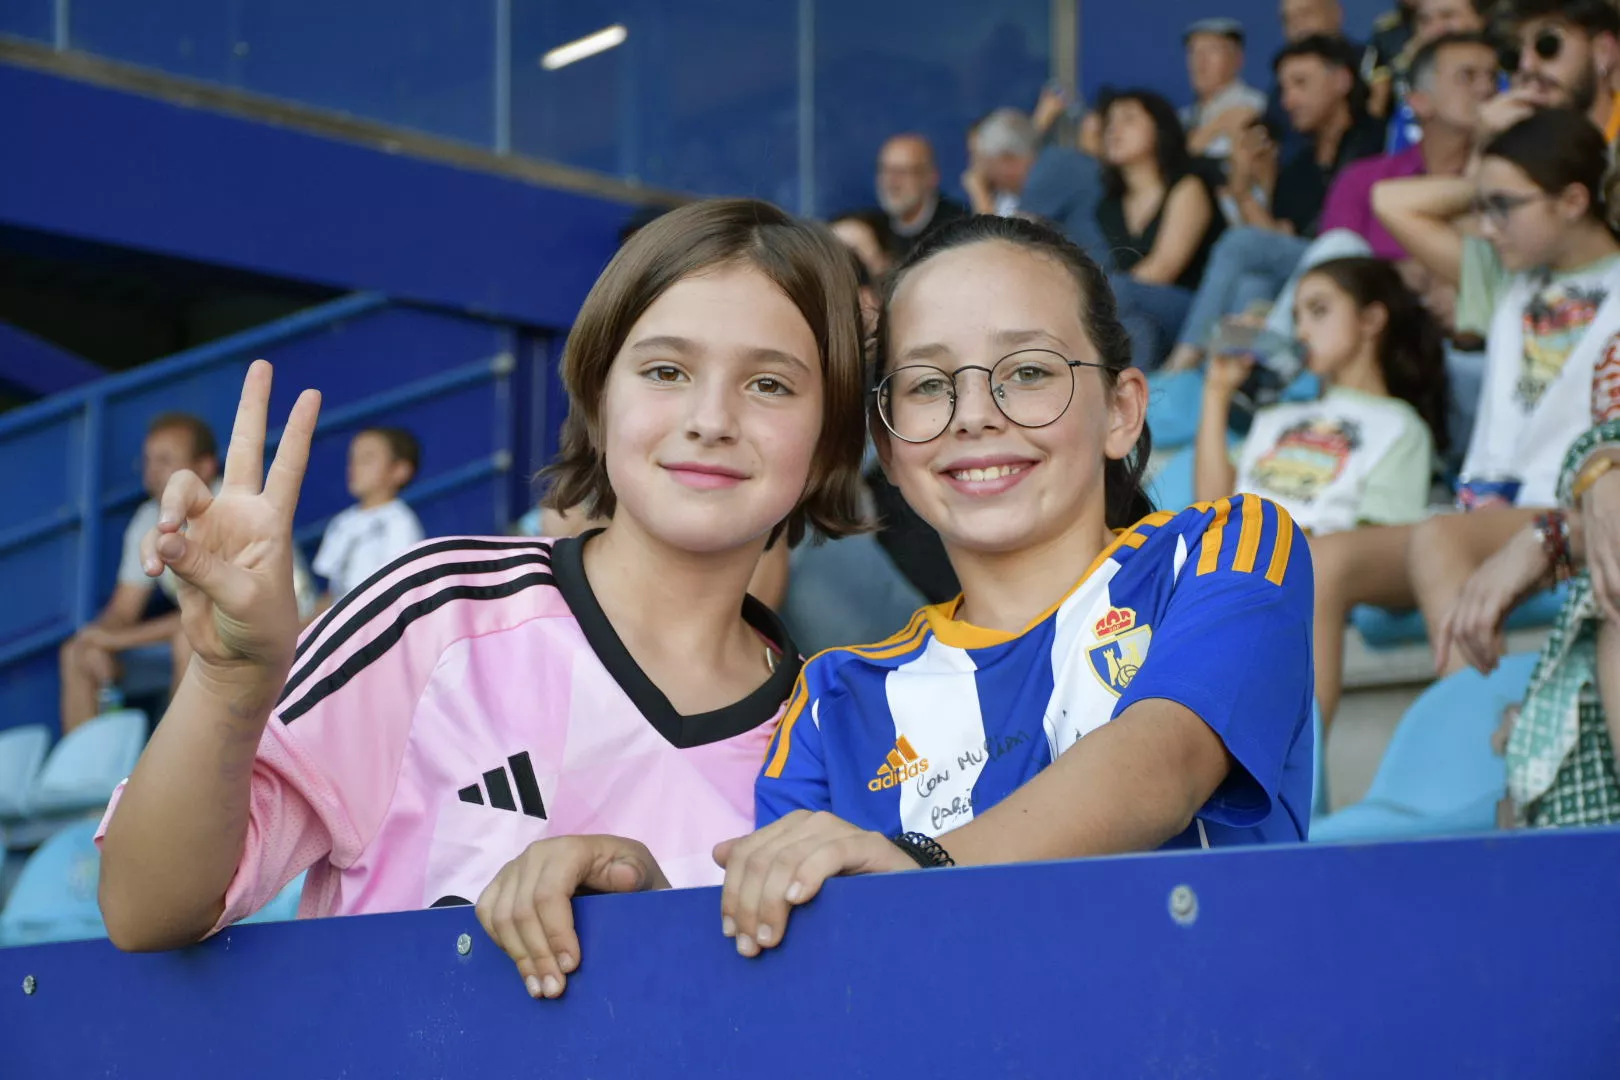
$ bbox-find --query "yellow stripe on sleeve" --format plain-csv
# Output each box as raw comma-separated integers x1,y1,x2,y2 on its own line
1232,494,1264,574
1265,503,1296,586
763,681,810,778
1195,498,1232,576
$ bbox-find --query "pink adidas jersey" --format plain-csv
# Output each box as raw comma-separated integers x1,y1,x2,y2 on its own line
96,535,798,932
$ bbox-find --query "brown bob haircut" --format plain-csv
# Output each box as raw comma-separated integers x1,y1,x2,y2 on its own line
540,197,869,548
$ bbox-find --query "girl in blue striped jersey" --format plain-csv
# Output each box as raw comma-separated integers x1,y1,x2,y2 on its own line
713,215,1317,957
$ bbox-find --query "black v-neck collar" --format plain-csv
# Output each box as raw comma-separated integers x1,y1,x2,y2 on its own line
549,531,803,749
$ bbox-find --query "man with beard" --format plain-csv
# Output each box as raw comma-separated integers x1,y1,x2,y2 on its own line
1489,0,1620,145
873,134,968,259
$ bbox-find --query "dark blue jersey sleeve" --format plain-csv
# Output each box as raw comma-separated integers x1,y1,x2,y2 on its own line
1116,495,1315,827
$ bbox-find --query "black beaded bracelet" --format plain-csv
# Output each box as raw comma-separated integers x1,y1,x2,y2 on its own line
890,831,955,868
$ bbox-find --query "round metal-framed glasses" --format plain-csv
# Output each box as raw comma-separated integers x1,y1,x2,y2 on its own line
873,349,1104,444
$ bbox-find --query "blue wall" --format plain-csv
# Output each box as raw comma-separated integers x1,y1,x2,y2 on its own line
4,828,1619,1076
0,62,630,333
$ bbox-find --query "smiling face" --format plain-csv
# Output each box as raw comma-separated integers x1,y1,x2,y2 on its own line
877,239,1143,557
598,263,826,554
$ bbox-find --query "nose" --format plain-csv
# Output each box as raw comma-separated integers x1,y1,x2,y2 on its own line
684,377,741,445
948,368,1007,436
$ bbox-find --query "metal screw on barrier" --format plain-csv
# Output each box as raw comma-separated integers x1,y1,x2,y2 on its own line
1168,884,1198,926
457,933,473,956
21,975,36,995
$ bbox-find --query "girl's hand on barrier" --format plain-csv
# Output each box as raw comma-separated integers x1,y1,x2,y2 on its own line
713,810,914,958
1435,525,1547,675
476,835,669,1000
140,360,319,689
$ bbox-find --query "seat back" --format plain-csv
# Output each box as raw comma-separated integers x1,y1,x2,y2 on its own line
0,818,105,946
29,710,147,817
1361,653,1539,816
0,724,51,820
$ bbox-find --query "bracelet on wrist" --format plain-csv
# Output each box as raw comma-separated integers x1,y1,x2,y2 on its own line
1533,510,1573,583
890,831,955,869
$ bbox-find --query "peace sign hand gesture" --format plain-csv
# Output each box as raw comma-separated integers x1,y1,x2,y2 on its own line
139,360,321,685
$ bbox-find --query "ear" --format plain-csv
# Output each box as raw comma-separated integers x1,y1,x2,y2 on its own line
1104,367,1148,463
1560,180,1594,222
1405,87,1433,122
1359,300,1390,341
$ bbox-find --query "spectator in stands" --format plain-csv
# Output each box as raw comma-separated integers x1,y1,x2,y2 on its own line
1304,108,1620,722
1195,257,1447,530
1383,0,1492,153
1182,18,1269,162
1442,326,1620,826
1095,90,1226,369
874,134,967,258
96,199,871,967
482,215,1316,983
828,209,895,282
962,109,1039,217
1268,0,1356,152
311,427,423,610
1501,0,1620,143
1164,35,1385,371
57,413,217,733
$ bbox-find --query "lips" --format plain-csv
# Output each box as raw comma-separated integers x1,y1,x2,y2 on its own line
936,456,1038,497
662,462,749,490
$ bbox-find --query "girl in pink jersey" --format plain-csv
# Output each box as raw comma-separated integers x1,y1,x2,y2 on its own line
95,200,869,988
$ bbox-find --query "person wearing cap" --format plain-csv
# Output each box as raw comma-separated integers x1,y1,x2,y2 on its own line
1183,18,1270,160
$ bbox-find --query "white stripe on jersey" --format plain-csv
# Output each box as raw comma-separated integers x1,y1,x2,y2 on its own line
1172,535,1190,581
888,637,986,837
1045,560,1126,758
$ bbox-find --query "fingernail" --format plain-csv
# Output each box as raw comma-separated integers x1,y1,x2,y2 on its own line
785,882,803,903
736,934,756,957
755,924,773,946
144,557,160,575
542,975,562,998
558,953,575,973
721,916,736,937
525,976,542,998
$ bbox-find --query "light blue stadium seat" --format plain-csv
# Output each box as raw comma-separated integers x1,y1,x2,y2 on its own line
1311,653,1538,843
0,724,52,821
1145,370,1204,449
240,872,307,926
0,818,105,946
1311,703,1329,825
1147,447,1196,514
1352,584,1569,649
29,709,147,817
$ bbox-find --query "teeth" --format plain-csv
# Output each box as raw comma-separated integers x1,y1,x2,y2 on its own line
951,464,1024,482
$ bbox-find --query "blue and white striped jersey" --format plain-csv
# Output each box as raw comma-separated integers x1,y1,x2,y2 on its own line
758,496,1315,848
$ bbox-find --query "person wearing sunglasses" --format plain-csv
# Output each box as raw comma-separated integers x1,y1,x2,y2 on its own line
1496,0,1620,144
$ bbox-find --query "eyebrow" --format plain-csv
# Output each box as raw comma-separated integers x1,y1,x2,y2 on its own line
626,335,813,375
898,328,1071,365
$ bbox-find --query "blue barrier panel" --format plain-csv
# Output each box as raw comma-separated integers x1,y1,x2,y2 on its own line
4,830,1619,1077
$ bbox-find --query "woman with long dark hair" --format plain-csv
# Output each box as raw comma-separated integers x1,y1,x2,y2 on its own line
1094,89,1226,369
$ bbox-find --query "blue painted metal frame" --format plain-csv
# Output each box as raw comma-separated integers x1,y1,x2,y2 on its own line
3,829,1618,1076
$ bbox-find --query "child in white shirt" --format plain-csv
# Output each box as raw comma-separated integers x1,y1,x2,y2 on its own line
313,427,424,604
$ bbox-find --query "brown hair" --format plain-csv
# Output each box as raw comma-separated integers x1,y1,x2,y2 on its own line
146,412,218,464
357,426,421,481
540,198,869,547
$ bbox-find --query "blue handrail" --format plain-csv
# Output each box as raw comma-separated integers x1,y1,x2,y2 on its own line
0,292,388,439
